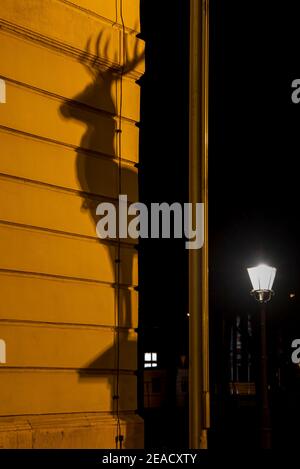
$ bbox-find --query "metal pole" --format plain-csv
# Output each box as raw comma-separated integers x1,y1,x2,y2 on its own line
260,303,272,448
189,0,210,449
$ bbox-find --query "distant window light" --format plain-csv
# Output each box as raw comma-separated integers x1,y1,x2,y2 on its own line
144,352,158,368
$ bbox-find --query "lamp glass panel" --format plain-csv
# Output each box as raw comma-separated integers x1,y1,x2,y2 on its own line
247,264,276,291
247,267,259,290
268,267,276,290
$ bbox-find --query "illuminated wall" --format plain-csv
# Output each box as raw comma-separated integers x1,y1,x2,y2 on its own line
0,0,144,448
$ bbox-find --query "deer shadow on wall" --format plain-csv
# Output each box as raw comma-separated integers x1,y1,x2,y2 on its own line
59,32,144,437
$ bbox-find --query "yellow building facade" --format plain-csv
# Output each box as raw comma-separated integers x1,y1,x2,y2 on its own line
0,0,144,448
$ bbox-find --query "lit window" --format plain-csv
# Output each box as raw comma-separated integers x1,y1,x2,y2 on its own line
144,352,158,368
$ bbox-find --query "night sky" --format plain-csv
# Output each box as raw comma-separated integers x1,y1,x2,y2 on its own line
210,0,300,348
210,0,300,297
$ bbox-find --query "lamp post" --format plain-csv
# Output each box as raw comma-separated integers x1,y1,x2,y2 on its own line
247,264,276,449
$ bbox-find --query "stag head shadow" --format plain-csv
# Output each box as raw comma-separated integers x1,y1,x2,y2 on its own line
59,32,144,429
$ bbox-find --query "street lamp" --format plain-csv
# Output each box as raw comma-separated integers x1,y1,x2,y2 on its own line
247,264,276,449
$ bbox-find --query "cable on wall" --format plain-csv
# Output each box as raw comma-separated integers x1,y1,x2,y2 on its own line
113,0,126,450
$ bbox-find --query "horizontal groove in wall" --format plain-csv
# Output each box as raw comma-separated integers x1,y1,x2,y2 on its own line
0,80,139,161
0,28,141,123
0,270,138,329
0,82,139,162
0,75,137,126
0,175,138,246
0,409,137,418
0,268,137,290
0,171,137,208
57,0,139,33
0,367,136,375
0,410,137,421
0,18,143,81
0,125,137,167
0,318,136,332
0,219,137,249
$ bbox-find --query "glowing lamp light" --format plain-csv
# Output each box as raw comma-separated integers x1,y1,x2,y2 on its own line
247,264,276,303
